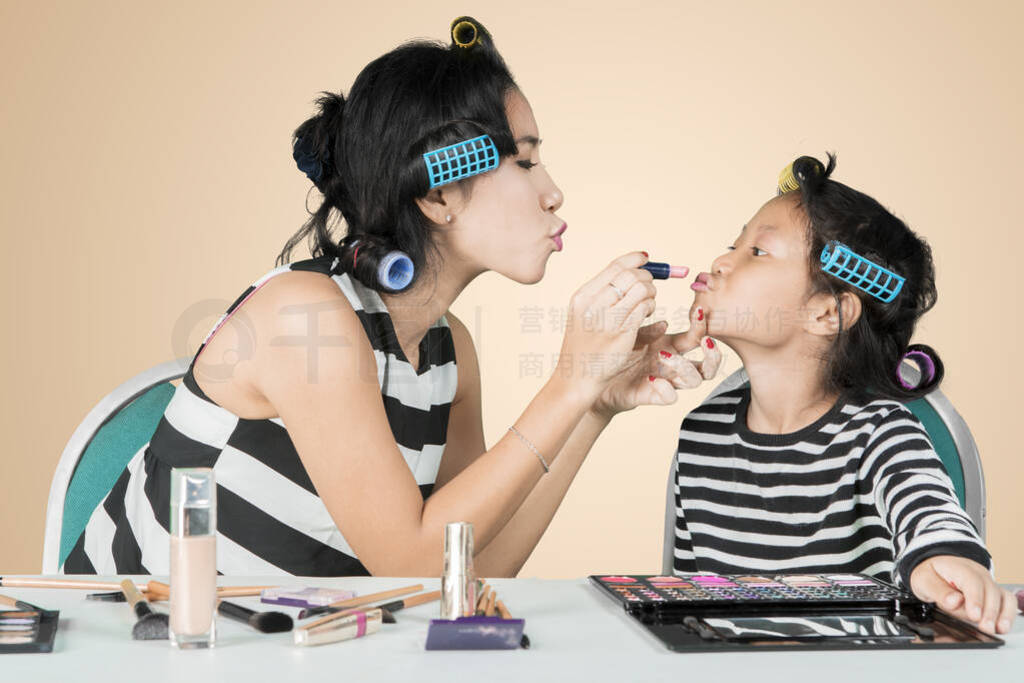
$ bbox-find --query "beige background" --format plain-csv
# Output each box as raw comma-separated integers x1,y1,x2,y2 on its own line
2,1,1021,578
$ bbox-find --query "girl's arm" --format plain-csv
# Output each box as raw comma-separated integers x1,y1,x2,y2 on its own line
863,404,1014,634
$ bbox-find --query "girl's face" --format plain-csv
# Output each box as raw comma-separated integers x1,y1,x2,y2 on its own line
693,194,815,348
442,88,566,284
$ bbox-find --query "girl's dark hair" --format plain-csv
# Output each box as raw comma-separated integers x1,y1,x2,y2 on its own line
785,154,944,401
277,16,519,291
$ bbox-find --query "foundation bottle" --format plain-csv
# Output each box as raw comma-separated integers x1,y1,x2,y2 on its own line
169,467,217,649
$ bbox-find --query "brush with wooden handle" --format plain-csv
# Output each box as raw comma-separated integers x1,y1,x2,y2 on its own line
374,590,441,624
0,577,275,601
1,577,148,592
120,579,169,641
297,583,424,620
143,581,275,602
0,592,46,613
478,580,530,649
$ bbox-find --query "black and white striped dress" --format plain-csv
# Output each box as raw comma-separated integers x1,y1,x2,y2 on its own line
672,386,991,586
63,255,457,576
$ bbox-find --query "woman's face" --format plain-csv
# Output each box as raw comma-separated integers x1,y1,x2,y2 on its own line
445,88,565,284
692,194,815,348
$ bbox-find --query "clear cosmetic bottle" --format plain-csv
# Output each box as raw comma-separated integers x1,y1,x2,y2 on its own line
169,468,217,649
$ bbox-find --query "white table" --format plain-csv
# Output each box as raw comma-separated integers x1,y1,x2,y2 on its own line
3,577,1022,682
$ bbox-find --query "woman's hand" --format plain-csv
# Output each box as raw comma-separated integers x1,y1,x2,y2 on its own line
909,554,1017,634
554,252,660,399
589,302,723,420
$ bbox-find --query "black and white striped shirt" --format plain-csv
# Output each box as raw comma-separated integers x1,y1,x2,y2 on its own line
63,255,457,576
672,386,990,586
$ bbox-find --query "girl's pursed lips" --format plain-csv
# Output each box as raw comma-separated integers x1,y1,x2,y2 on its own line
691,271,712,292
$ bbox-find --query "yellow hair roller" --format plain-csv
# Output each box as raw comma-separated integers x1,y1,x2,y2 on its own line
451,18,481,49
777,162,800,195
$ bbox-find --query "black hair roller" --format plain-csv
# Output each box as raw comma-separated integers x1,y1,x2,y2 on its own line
896,343,945,393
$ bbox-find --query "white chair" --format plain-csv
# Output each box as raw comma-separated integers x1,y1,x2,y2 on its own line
43,357,191,572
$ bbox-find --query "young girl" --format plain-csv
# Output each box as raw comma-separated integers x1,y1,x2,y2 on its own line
670,154,1016,635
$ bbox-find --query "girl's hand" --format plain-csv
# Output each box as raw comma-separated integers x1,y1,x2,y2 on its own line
589,302,723,420
554,252,658,398
658,302,722,390
909,554,1017,634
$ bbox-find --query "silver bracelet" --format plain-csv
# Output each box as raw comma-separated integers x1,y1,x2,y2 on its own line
508,425,550,473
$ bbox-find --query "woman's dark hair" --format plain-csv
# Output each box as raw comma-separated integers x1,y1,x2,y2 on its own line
278,16,519,291
785,153,945,401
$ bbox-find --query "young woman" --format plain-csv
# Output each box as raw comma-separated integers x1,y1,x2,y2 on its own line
63,17,720,577
669,154,1016,635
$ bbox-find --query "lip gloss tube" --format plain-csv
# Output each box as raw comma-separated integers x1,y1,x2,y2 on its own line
641,262,689,279
293,608,384,647
440,522,476,619
169,468,217,649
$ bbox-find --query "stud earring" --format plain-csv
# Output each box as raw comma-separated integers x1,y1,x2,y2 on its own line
446,214,452,223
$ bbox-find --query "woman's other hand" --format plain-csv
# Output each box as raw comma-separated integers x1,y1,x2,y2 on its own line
589,301,722,419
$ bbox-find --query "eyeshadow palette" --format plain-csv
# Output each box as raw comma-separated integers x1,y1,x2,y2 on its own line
0,608,59,654
590,574,1003,652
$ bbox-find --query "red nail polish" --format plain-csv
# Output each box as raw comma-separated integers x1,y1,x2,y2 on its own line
659,350,672,359
705,338,715,349
697,307,704,322
648,375,656,381
641,251,649,258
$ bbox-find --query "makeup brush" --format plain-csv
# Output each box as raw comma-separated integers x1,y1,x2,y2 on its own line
298,583,423,620
475,585,491,616
484,590,497,617
119,579,169,641
88,581,170,601
0,593,46,613
143,581,276,602
216,600,293,633
375,590,442,624
1,577,147,592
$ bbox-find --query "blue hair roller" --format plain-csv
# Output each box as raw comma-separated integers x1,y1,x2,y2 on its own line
820,240,905,303
377,251,415,291
423,135,499,188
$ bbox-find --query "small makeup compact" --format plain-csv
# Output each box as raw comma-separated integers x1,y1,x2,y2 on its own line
590,573,1004,652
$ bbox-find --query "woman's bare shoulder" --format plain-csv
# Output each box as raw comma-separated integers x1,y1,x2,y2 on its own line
196,268,372,416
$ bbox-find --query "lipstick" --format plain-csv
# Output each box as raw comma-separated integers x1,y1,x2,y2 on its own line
641,262,689,279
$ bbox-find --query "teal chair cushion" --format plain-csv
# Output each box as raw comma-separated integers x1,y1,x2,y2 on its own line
905,398,966,508
59,382,176,568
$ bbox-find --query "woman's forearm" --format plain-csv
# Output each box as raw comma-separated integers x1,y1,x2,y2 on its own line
472,408,613,577
389,374,598,575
